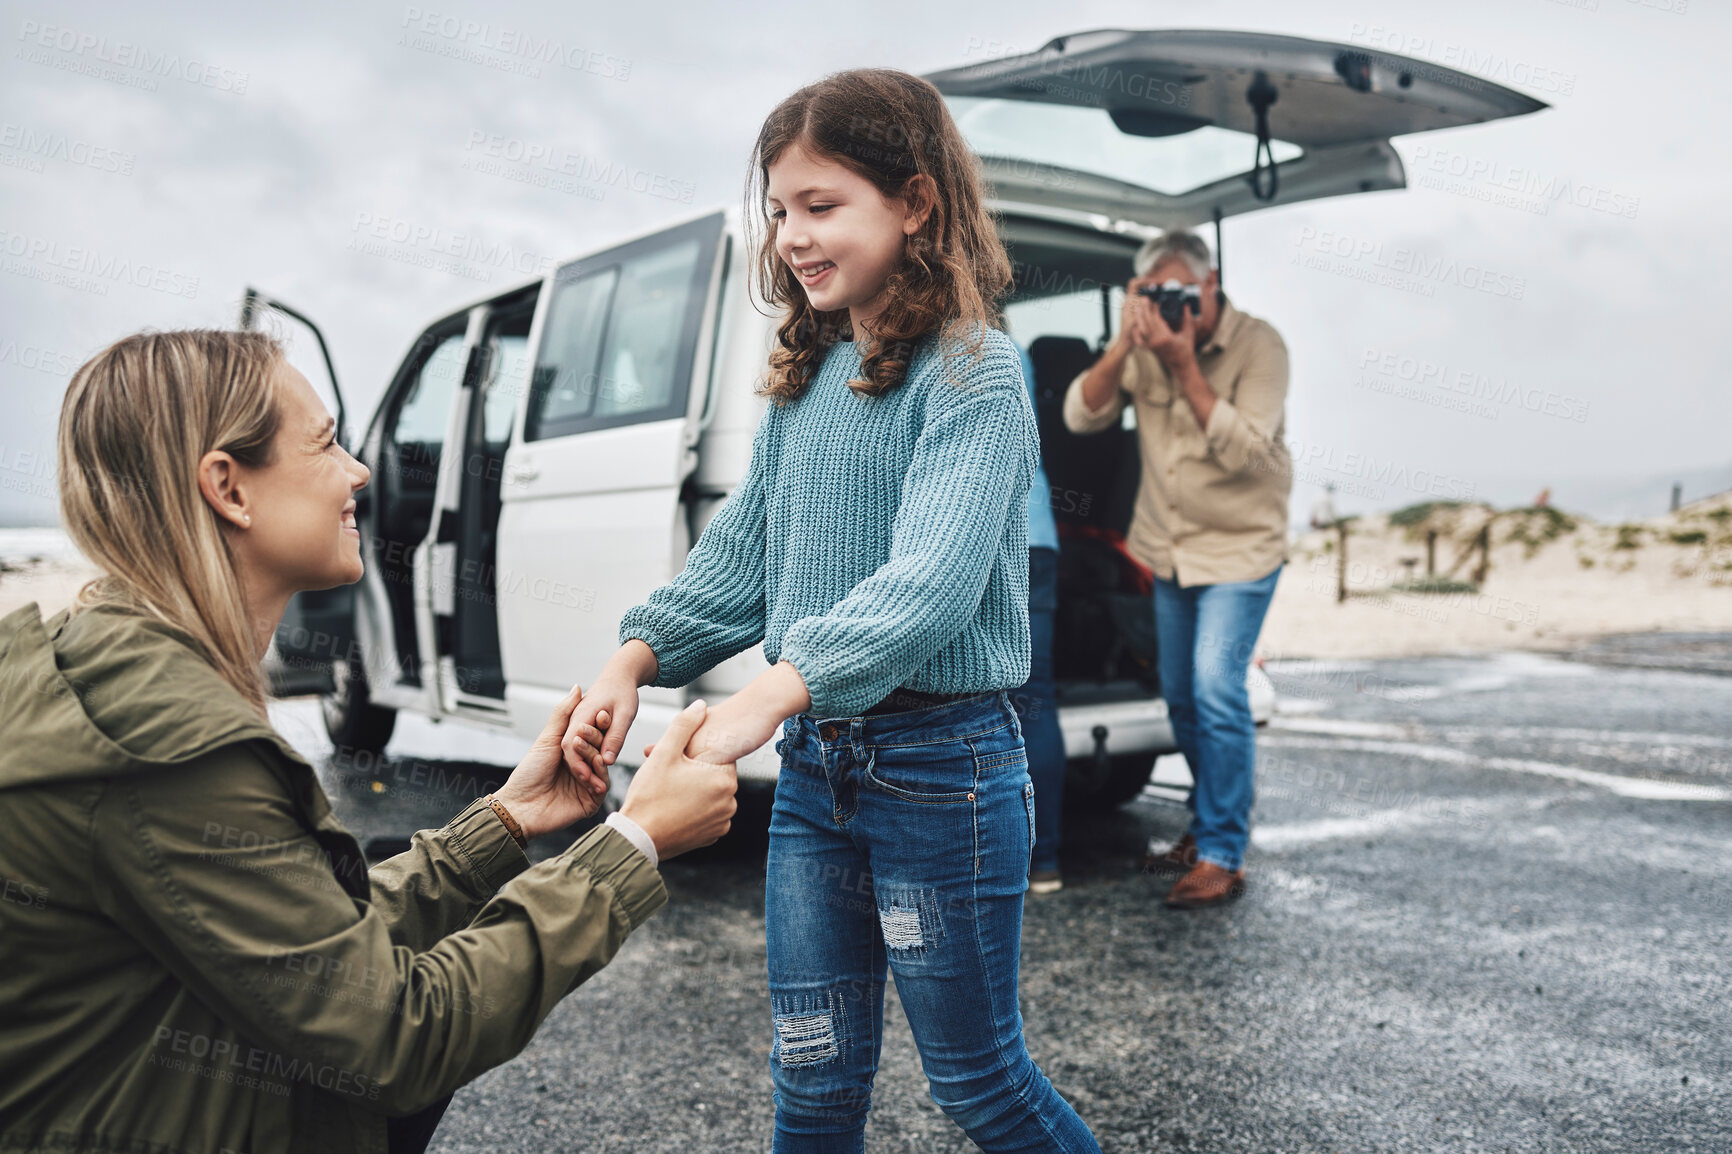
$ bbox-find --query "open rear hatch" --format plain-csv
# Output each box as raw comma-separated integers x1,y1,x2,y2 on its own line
930,30,1548,714
925,28,1547,229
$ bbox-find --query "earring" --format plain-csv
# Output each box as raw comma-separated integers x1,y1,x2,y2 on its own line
243,514,251,525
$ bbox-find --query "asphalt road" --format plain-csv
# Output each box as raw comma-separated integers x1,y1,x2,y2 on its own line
272,637,1731,1153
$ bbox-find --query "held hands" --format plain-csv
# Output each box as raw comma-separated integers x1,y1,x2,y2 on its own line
679,692,783,766
560,675,635,785
495,683,607,840
561,639,657,782
618,700,738,859
674,661,811,766
504,688,739,857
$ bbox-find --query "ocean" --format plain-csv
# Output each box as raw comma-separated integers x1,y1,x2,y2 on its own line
0,526,84,565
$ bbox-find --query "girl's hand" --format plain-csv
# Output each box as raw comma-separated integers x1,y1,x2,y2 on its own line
496,684,605,839
561,640,657,782
561,675,637,785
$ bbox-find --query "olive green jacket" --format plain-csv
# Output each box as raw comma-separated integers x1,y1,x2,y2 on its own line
0,602,667,1153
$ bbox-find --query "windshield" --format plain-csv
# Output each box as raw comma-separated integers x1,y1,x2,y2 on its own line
946,96,1303,196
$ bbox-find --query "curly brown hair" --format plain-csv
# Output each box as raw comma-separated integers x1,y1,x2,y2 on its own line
744,68,1013,404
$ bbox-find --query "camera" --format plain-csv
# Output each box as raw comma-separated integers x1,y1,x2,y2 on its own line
1136,279,1202,330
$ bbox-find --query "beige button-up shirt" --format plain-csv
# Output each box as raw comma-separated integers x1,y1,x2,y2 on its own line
1062,301,1292,588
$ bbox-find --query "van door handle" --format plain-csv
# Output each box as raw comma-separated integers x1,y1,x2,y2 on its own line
507,463,540,484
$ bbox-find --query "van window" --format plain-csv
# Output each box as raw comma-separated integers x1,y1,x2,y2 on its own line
393,334,466,449
525,213,723,441
947,96,1303,198
1004,286,1123,352
481,332,530,445
528,267,618,433
593,238,701,419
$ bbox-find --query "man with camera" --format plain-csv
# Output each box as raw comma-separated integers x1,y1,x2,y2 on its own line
1062,229,1292,910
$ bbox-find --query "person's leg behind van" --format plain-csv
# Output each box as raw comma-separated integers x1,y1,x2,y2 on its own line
766,716,888,1154
1015,545,1064,881
858,693,1101,1153
1186,564,1283,872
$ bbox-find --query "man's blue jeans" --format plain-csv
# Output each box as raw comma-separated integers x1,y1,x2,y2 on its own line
1152,563,1282,873
1012,546,1064,874
765,692,1101,1153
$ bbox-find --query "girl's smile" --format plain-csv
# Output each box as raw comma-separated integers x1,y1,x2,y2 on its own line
794,258,836,288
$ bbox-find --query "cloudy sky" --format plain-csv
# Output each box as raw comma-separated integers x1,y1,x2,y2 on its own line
2,0,1725,528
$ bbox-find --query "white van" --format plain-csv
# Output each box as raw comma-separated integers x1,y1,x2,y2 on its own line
258,29,1543,810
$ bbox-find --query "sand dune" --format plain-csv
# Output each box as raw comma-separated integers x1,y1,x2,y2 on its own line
1261,491,1732,659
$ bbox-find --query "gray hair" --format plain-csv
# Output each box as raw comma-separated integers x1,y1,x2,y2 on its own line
1133,229,1212,279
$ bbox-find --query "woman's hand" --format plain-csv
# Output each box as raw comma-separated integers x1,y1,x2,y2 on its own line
619,699,739,859
495,684,605,840
561,640,657,782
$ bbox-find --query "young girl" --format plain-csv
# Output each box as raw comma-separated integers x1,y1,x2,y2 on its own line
563,69,1101,1153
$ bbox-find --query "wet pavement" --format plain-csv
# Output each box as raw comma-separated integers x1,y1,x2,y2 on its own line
1559,631,1732,678
271,637,1731,1153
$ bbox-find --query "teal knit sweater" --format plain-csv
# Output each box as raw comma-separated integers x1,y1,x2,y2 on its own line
618,324,1038,718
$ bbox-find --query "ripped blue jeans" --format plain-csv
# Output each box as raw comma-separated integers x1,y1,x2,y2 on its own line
765,692,1101,1153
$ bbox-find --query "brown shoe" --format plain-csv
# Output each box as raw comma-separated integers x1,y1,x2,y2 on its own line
1142,832,1197,876
1164,861,1247,910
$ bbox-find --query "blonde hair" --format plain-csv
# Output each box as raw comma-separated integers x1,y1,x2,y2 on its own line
57,330,285,712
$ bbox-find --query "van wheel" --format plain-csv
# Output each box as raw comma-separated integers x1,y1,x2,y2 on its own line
1065,754,1158,812
322,658,396,755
